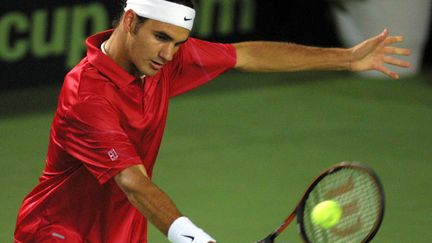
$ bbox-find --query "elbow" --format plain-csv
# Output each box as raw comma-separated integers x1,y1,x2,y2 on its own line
114,165,150,195
115,174,138,195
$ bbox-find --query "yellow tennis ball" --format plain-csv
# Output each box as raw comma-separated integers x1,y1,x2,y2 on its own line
311,200,342,229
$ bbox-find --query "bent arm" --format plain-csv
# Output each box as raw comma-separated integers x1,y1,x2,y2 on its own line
114,164,181,235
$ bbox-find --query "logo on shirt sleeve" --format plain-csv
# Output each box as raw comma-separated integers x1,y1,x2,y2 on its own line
107,148,119,161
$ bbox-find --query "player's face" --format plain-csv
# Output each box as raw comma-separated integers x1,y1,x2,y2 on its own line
126,19,190,77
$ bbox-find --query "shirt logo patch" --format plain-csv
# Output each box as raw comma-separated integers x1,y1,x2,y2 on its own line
107,148,119,161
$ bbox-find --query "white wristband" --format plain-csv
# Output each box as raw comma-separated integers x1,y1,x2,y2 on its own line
168,216,216,243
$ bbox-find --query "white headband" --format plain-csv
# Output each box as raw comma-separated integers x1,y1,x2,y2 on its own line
124,0,195,31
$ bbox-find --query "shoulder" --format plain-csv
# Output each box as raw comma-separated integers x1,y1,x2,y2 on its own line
60,59,120,114
65,60,118,97
180,38,235,54
171,38,236,67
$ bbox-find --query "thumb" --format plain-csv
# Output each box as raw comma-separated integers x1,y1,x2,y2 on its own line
371,29,388,45
357,28,388,55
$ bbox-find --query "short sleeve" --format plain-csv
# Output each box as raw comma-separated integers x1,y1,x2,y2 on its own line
64,96,142,184
168,38,237,97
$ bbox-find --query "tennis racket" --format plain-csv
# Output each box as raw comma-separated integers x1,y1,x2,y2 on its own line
256,161,385,243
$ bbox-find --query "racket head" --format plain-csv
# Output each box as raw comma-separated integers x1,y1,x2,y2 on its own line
296,162,385,243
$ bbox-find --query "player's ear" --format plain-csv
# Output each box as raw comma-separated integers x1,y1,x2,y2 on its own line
122,10,136,34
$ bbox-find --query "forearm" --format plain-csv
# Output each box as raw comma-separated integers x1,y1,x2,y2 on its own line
115,167,181,235
234,41,352,72
128,181,181,234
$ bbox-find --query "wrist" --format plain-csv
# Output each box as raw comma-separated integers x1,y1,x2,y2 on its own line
168,216,216,243
344,48,354,71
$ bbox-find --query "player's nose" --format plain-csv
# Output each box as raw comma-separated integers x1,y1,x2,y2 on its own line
159,44,175,62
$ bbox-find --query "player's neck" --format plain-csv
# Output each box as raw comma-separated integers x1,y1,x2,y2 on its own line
103,30,135,75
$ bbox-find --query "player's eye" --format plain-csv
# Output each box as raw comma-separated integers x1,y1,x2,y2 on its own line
155,33,169,42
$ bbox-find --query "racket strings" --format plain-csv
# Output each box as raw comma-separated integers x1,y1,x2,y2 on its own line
302,168,382,243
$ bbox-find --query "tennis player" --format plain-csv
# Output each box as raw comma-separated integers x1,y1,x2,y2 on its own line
14,0,411,242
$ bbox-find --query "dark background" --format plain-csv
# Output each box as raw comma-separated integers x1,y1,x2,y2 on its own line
1,0,431,90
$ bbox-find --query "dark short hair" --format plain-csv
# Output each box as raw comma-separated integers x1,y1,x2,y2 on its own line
113,0,195,28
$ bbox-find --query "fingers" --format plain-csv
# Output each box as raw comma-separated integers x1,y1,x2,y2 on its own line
384,35,412,57
383,56,411,68
384,36,404,45
375,55,411,79
376,65,400,79
384,46,411,56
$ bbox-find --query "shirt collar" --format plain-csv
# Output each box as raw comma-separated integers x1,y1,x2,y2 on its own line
86,29,137,88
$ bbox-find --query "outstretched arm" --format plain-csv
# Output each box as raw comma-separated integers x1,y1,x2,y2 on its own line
233,29,410,79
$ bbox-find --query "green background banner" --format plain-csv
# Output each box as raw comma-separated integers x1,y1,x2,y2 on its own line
1,0,431,89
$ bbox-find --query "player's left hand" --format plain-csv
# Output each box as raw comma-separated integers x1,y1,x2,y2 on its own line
349,28,411,79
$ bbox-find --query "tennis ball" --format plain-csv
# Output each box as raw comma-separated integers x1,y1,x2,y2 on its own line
310,200,342,229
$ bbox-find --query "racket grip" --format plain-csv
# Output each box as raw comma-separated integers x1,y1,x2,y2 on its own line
255,233,276,243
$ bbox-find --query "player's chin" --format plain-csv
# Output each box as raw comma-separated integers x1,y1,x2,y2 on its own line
140,65,160,77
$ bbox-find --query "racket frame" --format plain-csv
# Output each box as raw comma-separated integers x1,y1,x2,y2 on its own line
256,161,385,243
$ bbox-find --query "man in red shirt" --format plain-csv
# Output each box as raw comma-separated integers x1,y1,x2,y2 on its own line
14,0,411,242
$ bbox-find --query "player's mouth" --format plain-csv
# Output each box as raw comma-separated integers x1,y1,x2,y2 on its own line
150,60,164,70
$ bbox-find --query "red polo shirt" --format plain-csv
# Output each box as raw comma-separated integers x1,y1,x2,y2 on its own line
15,30,236,243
